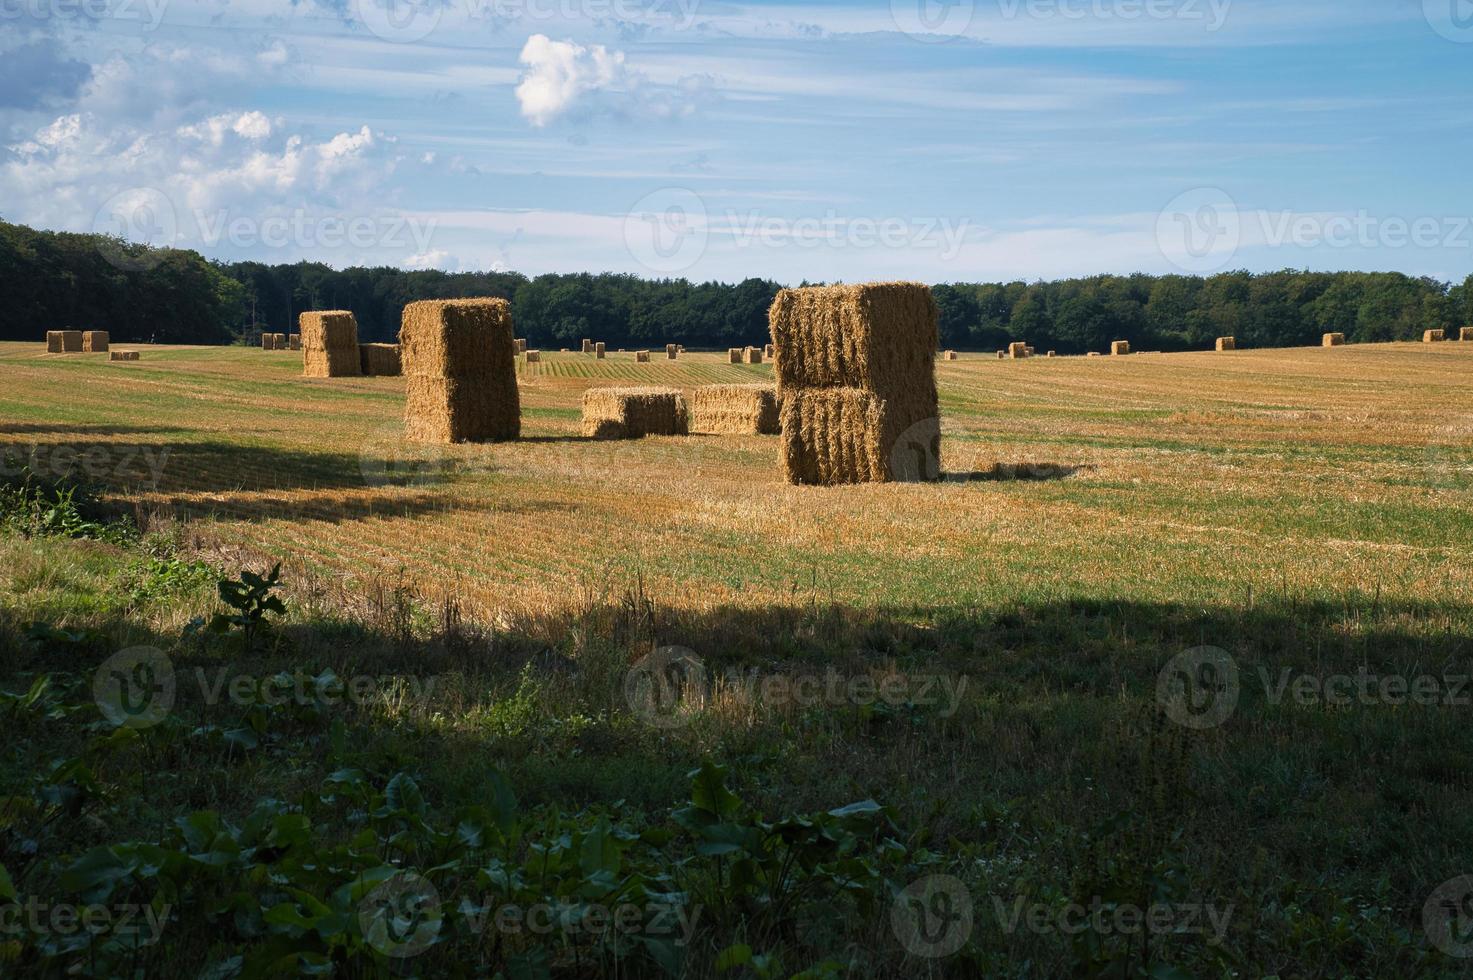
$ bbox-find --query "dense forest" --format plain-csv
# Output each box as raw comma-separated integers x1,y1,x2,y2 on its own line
3,219,1470,353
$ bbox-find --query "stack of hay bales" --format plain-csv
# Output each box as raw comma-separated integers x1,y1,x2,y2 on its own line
942,350,958,360
690,384,780,435
524,349,541,364
769,282,939,485
1008,342,1028,359
83,331,109,352
728,348,742,364
666,343,679,360
1323,332,1345,347
289,334,301,351
109,350,140,361
1111,340,1130,356
1424,329,1445,343
582,387,688,439
300,311,362,377
360,343,403,377
400,298,518,443
1216,336,1236,351
743,346,763,364
636,350,651,363
582,339,594,354
595,342,606,359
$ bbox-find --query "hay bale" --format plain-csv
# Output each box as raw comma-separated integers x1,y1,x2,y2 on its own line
582,339,594,353
263,333,276,350
996,351,1005,359
1046,350,1057,357
595,342,606,359
524,350,541,364
1461,327,1473,341
1323,332,1345,347
764,343,775,359
360,342,403,377
1216,336,1236,351
400,298,518,443
289,334,301,351
300,311,362,377
666,343,679,360
582,386,688,439
729,348,742,364
1087,352,1102,357
636,350,651,363
690,383,780,435
1008,342,1028,359
45,331,65,353
1424,329,1445,343
515,338,527,354
1024,345,1035,356
82,331,109,352
943,350,958,360
272,333,287,350
1111,340,1130,356
56,330,83,352
109,350,139,361
768,282,939,485
743,346,763,364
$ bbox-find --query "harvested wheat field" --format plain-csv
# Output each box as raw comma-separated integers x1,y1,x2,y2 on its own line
2,341,1469,616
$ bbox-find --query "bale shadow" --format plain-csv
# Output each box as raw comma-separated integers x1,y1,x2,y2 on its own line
942,462,1095,482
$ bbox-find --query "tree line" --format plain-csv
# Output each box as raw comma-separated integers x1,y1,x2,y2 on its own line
3,219,1469,353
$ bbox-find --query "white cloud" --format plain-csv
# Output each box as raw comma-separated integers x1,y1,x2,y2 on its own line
515,34,627,127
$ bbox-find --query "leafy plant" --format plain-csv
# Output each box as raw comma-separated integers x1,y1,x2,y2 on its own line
208,564,285,652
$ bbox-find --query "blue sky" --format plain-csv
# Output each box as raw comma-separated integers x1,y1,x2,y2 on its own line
2,0,1470,284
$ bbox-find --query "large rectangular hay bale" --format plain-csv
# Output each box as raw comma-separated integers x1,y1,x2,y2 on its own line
82,331,109,352
1111,340,1130,356
595,342,606,359
1323,332,1345,347
57,330,83,352
1008,341,1028,359
779,387,941,485
1216,336,1236,351
943,350,957,360
263,333,277,350
690,384,780,435
1461,327,1473,341
770,283,938,400
764,343,775,359
666,344,679,360
360,342,403,377
582,386,688,439
289,334,301,350
400,298,518,443
45,331,65,353
743,346,763,364
728,348,742,364
1424,329,1445,343
636,350,651,363
272,333,287,350
524,350,541,363
109,350,139,361
300,311,362,377
582,339,594,353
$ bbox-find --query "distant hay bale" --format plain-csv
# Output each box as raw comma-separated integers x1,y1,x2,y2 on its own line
109,350,139,361
45,332,64,353
690,383,780,435
262,333,276,350
524,350,541,363
1087,352,1102,357
582,386,688,439
58,330,83,352
560,348,569,352
768,282,939,485
666,343,679,360
996,351,1005,359
1462,327,1473,341
1216,336,1236,351
582,339,594,353
289,334,301,350
300,311,362,377
1323,332,1345,347
678,345,686,353
764,343,775,358
942,350,958,360
1008,342,1028,359
400,298,518,443
636,350,651,363
272,333,287,350
729,348,742,364
1046,350,1056,357
359,342,403,377
1424,329,1445,343
515,338,527,354
1024,345,1035,356
743,346,763,364
1111,340,1130,356
595,342,606,359
82,330,109,352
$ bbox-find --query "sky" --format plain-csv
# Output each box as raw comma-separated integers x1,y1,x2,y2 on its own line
1,0,1471,285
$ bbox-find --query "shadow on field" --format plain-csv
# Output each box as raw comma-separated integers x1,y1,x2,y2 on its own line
0,423,195,436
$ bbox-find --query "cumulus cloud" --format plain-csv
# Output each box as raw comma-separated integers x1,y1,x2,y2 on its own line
178,111,274,146
514,34,713,127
